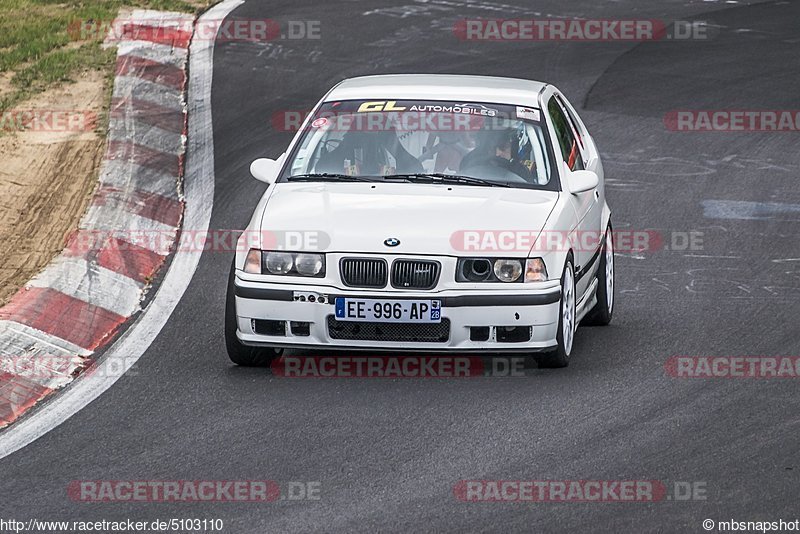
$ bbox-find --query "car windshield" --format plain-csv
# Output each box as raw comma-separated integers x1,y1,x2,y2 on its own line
280,100,555,188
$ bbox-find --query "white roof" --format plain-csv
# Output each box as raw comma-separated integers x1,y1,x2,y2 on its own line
325,74,548,109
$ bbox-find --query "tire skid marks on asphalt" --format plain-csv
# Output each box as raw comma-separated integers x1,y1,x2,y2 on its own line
0,9,192,429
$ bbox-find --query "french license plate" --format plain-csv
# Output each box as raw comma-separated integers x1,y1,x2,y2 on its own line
334,298,441,323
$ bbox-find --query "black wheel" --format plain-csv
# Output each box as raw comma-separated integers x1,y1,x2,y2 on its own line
225,259,282,366
535,256,576,369
582,225,614,326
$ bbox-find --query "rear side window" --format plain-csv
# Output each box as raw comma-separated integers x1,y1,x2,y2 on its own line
547,98,584,171
555,95,585,151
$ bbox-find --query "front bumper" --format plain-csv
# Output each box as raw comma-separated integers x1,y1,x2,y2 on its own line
234,274,561,353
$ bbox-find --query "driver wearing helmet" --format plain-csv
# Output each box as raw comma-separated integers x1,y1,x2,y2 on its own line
316,124,423,175
459,125,533,180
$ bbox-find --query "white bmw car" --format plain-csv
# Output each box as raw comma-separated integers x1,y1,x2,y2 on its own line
225,74,613,368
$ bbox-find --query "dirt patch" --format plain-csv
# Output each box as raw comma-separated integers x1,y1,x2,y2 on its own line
0,69,107,306
0,72,13,101
184,0,218,11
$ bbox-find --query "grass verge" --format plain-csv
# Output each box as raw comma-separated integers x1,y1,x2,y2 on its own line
0,0,209,113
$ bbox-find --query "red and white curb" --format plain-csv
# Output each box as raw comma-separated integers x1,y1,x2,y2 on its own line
0,10,193,429
0,0,232,457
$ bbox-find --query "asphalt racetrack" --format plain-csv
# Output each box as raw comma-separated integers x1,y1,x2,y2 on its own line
2,0,799,531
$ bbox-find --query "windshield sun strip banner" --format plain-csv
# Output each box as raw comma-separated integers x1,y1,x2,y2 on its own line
315,100,541,122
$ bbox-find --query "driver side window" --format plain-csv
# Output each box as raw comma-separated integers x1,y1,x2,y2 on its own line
547,98,584,171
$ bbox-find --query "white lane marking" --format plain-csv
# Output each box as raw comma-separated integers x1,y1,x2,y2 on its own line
0,0,243,459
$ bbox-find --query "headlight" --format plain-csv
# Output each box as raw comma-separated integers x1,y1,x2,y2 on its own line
458,258,493,282
255,251,326,277
524,258,548,282
493,259,523,282
265,252,294,274
294,253,324,276
457,258,529,283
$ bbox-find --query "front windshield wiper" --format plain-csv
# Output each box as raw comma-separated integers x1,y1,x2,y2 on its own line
285,173,377,182
382,173,511,188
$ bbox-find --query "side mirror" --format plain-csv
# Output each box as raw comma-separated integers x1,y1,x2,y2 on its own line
566,169,599,194
250,158,277,184
250,153,285,184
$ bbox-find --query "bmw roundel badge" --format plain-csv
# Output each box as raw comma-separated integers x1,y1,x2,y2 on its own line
384,237,400,247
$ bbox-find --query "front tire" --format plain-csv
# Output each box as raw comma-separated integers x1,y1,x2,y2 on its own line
583,225,614,326
225,259,282,366
535,257,576,368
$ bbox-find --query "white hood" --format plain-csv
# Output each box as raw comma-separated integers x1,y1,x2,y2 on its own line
260,182,558,256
